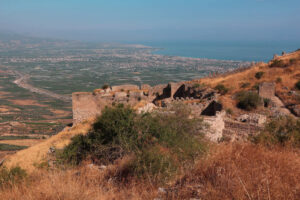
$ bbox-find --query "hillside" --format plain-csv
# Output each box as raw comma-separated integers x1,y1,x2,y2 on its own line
3,50,300,172
193,50,300,116
4,120,92,172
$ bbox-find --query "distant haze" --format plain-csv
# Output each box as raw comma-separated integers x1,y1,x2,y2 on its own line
0,0,300,43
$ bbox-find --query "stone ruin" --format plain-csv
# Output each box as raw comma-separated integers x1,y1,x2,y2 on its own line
72,82,220,124
259,82,275,99
72,81,274,143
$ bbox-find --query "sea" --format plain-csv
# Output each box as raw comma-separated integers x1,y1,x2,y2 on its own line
140,40,300,62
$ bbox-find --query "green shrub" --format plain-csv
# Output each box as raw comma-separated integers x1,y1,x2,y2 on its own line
295,81,300,90
226,108,233,115
289,58,297,64
236,91,261,111
252,83,260,91
59,104,206,182
263,98,270,107
0,166,26,188
255,71,264,79
102,84,110,90
240,82,250,88
276,77,282,83
214,84,229,95
270,60,286,68
253,116,300,148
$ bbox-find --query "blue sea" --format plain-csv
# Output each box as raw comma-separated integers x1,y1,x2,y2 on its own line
140,41,300,62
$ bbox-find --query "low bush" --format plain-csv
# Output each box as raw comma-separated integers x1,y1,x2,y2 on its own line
289,58,297,64
252,83,259,91
240,82,250,88
225,108,233,115
270,60,286,68
236,91,261,111
263,98,270,107
102,84,110,90
255,71,264,79
0,166,26,188
59,104,206,182
276,77,282,83
253,116,300,147
295,80,300,90
214,84,229,95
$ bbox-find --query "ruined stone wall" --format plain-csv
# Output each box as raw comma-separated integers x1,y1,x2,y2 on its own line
259,82,275,99
222,120,262,141
111,84,139,92
72,92,111,124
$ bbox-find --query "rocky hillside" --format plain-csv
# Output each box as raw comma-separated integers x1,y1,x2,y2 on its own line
3,50,300,172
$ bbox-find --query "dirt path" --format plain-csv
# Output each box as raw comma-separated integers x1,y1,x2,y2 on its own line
13,71,71,102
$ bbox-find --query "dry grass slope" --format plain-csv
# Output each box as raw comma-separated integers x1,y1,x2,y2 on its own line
0,144,299,200
4,120,93,172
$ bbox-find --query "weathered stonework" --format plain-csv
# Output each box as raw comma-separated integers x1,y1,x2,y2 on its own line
111,84,139,92
259,82,275,99
72,92,107,124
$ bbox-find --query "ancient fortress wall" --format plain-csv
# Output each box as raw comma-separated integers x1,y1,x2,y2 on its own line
72,92,110,124
259,82,275,99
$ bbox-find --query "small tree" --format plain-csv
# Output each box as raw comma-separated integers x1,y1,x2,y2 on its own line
102,84,110,90
255,71,264,79
236,91,261,111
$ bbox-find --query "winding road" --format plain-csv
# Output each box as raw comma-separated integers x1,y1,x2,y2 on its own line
12,71,71,102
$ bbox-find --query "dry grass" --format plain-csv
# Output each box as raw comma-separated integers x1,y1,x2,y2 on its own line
190,51,300,115
166,143,300,200
1,143,299,200
0,165,156,200
4,119,94,172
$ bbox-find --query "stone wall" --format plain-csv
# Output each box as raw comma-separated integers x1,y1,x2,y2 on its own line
72,92,110,124
222,119,262,141
259,82,275,99
111,84,139,92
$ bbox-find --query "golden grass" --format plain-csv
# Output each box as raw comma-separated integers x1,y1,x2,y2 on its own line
0,165,156,200
3,119,93,172
1,143,299,200
189,51,300,115
166,143,300,199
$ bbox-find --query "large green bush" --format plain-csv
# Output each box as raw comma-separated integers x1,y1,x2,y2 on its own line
253,116,300,148
236,91,261,111
59,104,206,182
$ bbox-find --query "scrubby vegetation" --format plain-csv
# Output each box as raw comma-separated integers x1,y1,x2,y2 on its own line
276,77,282,83
58,104,206,182
163,144,300,199
255,71,264,79
295,80,300,90
0,166,26,188
240,82,250,88
214,84,229,95
253,116,300,148
236,91,261,110
102,84,110,90
270,59,286,68
263,98,270,107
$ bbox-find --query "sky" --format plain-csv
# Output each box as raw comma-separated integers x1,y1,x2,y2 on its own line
0,0,300,42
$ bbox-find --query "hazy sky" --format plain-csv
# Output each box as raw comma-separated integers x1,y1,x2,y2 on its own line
0,0,299,42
